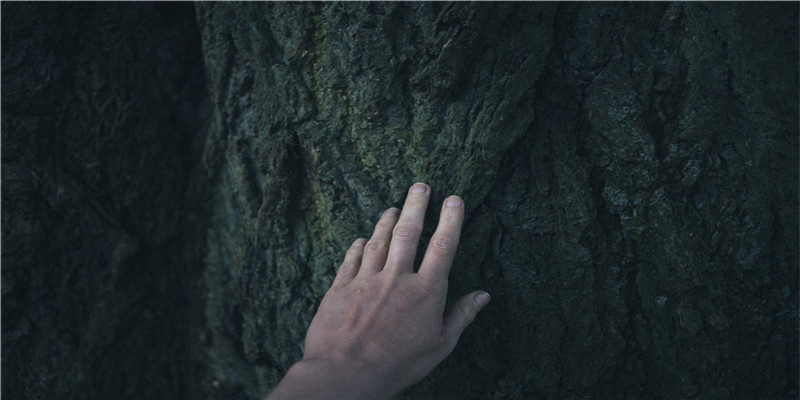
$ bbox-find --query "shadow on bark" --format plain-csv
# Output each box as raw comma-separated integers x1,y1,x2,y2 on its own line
2,2,797,400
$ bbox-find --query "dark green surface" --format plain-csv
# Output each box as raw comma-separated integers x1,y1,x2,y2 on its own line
3,3,798,399
2,3,209,399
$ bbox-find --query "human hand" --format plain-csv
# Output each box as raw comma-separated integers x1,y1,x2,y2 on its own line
266,182,490,400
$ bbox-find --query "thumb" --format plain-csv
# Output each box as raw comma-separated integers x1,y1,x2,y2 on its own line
443,291,491,341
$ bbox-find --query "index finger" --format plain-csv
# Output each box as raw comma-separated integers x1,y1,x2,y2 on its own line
418,195,464,280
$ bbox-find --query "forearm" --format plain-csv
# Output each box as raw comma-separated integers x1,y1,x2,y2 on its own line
265,358,395,400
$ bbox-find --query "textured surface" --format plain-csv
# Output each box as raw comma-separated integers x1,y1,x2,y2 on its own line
2,3,209,399
195,3,798,399
3,2,798,400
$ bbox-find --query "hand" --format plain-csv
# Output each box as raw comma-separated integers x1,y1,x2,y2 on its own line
266,182,490,400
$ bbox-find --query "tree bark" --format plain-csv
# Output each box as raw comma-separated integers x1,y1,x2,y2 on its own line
2,3,209,399
2,2,797,400
195,3,798,399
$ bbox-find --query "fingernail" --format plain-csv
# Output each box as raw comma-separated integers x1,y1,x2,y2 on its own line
383,208,399,217
410,183,428,193
445,196,462,207
353,238,366,247
474,292,491,308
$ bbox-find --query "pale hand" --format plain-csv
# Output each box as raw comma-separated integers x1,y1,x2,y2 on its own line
266,183,490,399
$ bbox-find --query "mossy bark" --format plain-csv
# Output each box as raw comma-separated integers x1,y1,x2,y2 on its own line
3,2,798,400
196,3,798,399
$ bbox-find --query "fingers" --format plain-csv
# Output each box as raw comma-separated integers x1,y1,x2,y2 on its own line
334,238,366,285
418,195,464,280
384,183,431,274
443,291,491,344
359,207,400,275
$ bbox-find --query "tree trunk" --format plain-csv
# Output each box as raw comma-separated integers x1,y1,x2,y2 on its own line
195,3,798,399
3,2,797,400
2,3,209,399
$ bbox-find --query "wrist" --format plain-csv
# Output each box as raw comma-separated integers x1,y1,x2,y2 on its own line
267,357,396,400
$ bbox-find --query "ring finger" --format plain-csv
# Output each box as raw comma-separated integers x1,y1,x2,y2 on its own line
359,207,400,275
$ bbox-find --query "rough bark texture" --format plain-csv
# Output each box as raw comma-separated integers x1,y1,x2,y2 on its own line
2,3,209,399
3,2,798,400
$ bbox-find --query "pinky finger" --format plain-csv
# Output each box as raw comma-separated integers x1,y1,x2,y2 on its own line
333,238,366,285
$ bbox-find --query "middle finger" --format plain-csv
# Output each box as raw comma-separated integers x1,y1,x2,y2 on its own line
384,182,431,274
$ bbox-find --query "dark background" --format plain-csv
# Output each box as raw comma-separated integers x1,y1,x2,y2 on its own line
3,3,798,399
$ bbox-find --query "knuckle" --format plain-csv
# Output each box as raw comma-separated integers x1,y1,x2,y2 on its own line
458,301,477,322
337,262,353,275
364,239,388,252
382,207,400,219
392,224,420,241
430,236,456,255
345,247,359,258
377,216,396,229
349,238,366,250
